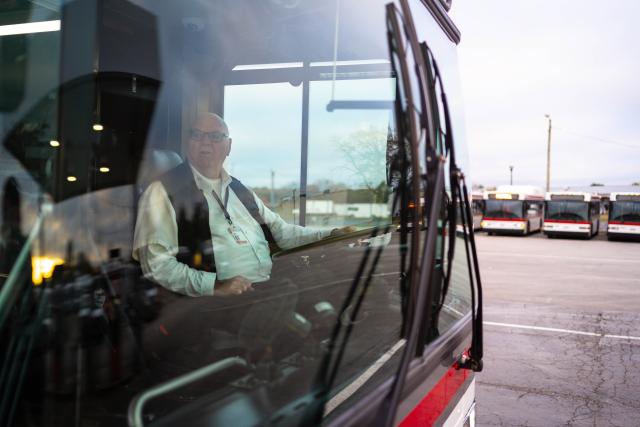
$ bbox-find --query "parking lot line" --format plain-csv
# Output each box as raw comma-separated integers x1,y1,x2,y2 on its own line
480,252,639,264
484,321,640,341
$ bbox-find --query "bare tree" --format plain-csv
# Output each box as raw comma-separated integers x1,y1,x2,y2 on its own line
335,126,388,196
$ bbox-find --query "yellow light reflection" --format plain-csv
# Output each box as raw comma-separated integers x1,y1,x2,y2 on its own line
67,176,77,182
99,166,110,173
49,140,60,147
32,256,64,285
92,123,104,131
496,193,512,200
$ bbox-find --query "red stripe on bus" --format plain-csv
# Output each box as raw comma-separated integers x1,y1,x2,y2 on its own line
544,219,590,225
609,221,640,226
483,217,525,222
399,365,469,427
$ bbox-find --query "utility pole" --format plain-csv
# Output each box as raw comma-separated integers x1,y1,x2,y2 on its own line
545,114,552,192
509,165,514,185
270,170,275,206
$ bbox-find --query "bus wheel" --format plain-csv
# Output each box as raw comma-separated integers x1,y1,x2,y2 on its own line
525,224,530,235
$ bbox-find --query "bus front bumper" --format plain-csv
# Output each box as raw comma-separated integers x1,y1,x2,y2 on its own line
607,224,640,241
481,219,527,235
543,222,591,237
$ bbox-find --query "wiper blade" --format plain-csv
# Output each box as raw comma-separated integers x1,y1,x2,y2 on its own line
430,48,484,371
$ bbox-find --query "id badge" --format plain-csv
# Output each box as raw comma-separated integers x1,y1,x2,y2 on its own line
227,224,249,245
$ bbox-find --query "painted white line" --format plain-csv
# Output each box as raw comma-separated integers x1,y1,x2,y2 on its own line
486,270,640,283
324,339,406,416
485,321,640,341
479,251,640,264
603,334,640,341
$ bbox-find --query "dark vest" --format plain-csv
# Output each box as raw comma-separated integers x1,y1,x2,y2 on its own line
158,162,277,273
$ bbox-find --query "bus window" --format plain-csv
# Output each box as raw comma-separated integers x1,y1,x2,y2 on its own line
485,199,524,219
307,78,395,229
545,201,589,221
224,82,303,224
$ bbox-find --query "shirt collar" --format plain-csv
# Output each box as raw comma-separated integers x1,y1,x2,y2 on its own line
189,163,231,192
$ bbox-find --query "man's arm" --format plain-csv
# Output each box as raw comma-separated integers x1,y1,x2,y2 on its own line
137,244,253,297
133,181,217,296
251,192,332,250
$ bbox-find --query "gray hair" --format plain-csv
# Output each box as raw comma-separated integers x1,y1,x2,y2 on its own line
182,112,229,158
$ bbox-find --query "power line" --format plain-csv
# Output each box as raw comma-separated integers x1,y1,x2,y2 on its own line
554,127,640,150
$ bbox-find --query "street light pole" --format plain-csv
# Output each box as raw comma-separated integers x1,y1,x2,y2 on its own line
545,114,552,192
509,165,514,185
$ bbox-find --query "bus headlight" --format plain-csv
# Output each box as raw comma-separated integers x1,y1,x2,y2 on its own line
518,222,525,229
480,221,487,228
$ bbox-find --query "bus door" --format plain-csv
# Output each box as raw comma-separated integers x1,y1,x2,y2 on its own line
590,200,600,235
524,200,543,232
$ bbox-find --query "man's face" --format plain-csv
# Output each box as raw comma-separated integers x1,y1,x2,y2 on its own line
187,116,231,173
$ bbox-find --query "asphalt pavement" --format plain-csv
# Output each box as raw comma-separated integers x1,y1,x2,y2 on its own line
475,230,640,427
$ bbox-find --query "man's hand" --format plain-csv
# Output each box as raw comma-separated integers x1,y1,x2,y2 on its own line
215,276,253,296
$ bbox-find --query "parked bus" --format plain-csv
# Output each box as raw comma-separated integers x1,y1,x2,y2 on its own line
0,1,483,426
608,192,640,241
543,192,600,239
481,185,544,235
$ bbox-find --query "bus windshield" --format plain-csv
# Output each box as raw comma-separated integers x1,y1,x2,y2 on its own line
0,0,477,426
610,201,640,222
545,201,588,221
484,200,523,219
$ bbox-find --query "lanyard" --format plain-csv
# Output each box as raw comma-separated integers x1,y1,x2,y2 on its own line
210,186,232,225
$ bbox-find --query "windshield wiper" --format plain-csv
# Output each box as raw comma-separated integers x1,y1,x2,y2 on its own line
430,54,483,372
378,1,444,425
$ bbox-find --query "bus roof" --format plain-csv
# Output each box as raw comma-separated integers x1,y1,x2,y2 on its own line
484,185,544,201
610,192,640,202
545,191,600,202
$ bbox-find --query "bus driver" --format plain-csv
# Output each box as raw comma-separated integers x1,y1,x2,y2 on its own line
133,113,339,297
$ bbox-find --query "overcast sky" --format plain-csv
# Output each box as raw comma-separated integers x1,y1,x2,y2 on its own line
449,0,640,188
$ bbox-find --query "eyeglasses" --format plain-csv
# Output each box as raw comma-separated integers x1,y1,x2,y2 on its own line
190,129,229,143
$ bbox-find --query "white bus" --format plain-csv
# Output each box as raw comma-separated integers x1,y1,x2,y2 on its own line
608,192,640,241
481,185,544,236
543,192,601,239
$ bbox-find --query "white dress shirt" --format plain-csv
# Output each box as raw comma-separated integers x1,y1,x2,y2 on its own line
133,165,330,296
